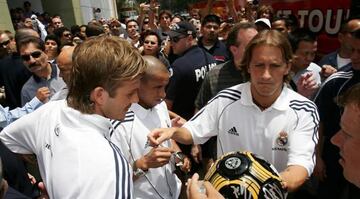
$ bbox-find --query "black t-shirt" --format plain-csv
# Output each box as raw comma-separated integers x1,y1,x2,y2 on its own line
315,67,360,178
166,46,216,120
0,54,31,109
0,141,36,198
198,37,229,65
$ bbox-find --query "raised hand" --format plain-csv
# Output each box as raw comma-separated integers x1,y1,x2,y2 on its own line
36,87,50,103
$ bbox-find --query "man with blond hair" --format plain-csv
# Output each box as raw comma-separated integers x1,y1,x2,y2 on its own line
0,36,146,198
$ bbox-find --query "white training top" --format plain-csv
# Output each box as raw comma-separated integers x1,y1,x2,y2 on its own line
111,102,181,199
0,100,132,199
184,82,319,175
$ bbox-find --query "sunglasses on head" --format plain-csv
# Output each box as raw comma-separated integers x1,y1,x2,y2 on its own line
0,40,10,46
21,51,42,61
170,35,187,43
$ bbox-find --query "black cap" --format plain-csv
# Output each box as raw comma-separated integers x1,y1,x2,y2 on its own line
165,21,196,38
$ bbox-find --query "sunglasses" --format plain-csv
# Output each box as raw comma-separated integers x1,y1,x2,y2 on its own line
0,40,10,46
144,40,157,45
63,33,72,37
21,51,42,61
170,35,187,43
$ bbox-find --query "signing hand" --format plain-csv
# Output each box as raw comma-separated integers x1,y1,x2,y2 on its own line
139,146,175,170
147,127,177,147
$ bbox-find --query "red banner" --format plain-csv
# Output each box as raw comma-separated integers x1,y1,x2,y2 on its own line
262,0,351,55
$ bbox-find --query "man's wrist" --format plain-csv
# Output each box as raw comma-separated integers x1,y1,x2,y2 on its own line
133,159,148,178
135,157,148,171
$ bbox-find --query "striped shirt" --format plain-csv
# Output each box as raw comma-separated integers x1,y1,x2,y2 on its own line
110,102,181,199
185,82,319,175
314,67,360,171
0,100,132,199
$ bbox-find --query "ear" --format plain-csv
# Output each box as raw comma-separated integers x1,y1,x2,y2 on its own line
90,87,108,106
284,62,292,75
229,45,237,57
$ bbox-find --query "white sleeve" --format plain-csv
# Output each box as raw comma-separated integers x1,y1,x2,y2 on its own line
183,98,222,145
288,101,319,176
0,108,42,154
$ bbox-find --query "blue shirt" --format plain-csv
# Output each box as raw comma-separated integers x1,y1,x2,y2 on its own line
0,97,42,128
21,62,65,106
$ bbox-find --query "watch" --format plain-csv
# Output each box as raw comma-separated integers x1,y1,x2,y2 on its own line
133,161,147,178
133,167,146,177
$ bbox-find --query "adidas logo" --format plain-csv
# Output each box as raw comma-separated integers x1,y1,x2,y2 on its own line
227,127,239,136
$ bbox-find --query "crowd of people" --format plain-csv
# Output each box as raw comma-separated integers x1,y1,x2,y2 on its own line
0,0,360,198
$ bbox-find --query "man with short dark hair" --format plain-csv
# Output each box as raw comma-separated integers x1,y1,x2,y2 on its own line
0,29,38,109
153,10,172,41
0,31,16,58
51,16,63,29
54,27,73,46
198,14,229,64
318,19,360,77
165,21,216,120
19,36,65,105
288,28,321,98
121,19,140,48
272,16,290,35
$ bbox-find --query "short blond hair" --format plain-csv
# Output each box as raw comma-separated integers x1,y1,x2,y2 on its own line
68,36,146,113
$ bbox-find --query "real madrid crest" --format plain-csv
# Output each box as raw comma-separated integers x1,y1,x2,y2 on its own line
276,131,288,146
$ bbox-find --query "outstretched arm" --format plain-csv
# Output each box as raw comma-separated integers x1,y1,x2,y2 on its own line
148,127,194,147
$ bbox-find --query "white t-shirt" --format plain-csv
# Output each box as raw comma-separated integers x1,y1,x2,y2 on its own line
0,100,132,199
293,62,322,85
111,102,181,199
337,54,351,69
184,82,319,175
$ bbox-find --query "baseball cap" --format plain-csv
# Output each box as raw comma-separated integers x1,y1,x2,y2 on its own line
165,21,196,38
255,18,271,29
